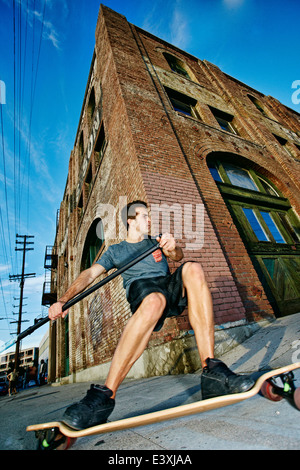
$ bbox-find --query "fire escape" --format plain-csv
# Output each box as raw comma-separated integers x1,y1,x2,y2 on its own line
41,245,58,306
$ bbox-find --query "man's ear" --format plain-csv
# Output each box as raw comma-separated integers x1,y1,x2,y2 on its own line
127,217,134,230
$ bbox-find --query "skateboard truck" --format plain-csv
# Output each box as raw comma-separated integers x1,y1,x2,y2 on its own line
261,371,300,409
35,428,75,450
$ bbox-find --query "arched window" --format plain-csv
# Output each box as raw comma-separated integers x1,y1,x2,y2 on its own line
79,131,84,160
208,161,278,196
247,94,269,117
81,218,104,270
207,155,300,316
87,87,96,121
163,53,191,79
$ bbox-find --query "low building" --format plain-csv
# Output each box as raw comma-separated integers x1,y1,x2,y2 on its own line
0,347,39,382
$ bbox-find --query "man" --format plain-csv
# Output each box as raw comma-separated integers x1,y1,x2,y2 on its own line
49,200,254,430
7,369,18,396
39,359,47,386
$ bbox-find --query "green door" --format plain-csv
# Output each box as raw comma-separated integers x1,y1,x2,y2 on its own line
229,203,300,316
208,159,300,317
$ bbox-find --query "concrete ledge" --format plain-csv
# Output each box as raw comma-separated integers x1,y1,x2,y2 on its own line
57,318,273,384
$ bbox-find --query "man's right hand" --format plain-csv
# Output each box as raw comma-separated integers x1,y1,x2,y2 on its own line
48,264,105,322
48,301,69,321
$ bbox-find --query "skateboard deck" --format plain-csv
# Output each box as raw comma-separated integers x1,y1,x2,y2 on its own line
27,362,300,450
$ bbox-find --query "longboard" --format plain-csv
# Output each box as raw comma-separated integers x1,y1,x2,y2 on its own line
27,362,300,450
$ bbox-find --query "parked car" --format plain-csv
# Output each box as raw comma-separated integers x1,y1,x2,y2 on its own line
0,382,8,396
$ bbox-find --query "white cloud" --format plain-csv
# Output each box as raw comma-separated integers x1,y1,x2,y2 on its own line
223,0,245,9
141,0,190,50
33,13,61,50
0,264,11,273
12,0,64,51
23,274,44,295
170,6,190,50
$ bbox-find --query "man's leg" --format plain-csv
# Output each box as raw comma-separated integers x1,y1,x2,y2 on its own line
105,292,166,398
182,262,255,398
62,292,166,429
181,262,215,367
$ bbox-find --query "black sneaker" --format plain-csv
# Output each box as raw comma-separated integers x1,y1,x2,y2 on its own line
201,358,255,400
62,384,115,430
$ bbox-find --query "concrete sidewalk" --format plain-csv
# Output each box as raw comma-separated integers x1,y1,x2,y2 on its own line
1,313,299,451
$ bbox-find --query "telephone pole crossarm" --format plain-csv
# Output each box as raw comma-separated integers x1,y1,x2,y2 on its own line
9,234,36,372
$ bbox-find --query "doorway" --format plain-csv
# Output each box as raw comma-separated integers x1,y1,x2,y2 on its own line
208,156,300,316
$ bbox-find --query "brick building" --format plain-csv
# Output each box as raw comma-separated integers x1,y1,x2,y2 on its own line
43,5,300,383
0,347,39,383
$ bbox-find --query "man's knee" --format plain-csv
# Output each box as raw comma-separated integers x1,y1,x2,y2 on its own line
143,292,166,312
182,262,206,285
139,293,166,323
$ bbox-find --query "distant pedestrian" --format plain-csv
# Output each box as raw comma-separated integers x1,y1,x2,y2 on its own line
7,370,18,396
39,360,47,386
29,364,38,386
23,366,29,389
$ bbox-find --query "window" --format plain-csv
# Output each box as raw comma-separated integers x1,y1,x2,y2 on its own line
208,163,223,182
207,159,300,246
257,177,278,197
243,208,269,242
273,134,294,157
273,134,287,146
163,53,190,79
207,155,300,315
81,219,104,270
209,107,237,134
78,193,83,218
87,87,96,120
260,212,286,244
94,124,106,163
208,161,282,196
85,165,93,197
247,95,268,117
164,87,199,119
243,208,287,244
79,131,84,160
277,213,300,243
222,163,259,191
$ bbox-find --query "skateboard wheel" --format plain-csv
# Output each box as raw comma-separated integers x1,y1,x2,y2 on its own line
36,429,76,450
294,388,300,411
56,436,77,450
261,380,283,402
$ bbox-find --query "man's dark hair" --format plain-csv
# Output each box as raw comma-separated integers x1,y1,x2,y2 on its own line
121,200,148,231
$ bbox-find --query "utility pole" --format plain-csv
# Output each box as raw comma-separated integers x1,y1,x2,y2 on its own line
9,235,36,372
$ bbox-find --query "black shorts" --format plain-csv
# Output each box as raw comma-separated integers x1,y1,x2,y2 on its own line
127,263,188,332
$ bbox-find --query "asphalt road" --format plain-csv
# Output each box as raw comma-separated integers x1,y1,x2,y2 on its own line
1,313,300,452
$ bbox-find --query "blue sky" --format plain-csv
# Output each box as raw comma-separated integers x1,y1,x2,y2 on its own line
0,0,299,352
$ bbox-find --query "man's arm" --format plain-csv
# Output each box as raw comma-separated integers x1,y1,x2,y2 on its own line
157,233,183,262
48,263,106,321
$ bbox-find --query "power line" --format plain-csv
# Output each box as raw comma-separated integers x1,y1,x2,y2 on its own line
0,104,14,270
1,1,48,344
0,276,12,336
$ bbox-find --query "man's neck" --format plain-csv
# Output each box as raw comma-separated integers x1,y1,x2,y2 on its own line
126,232,148,243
